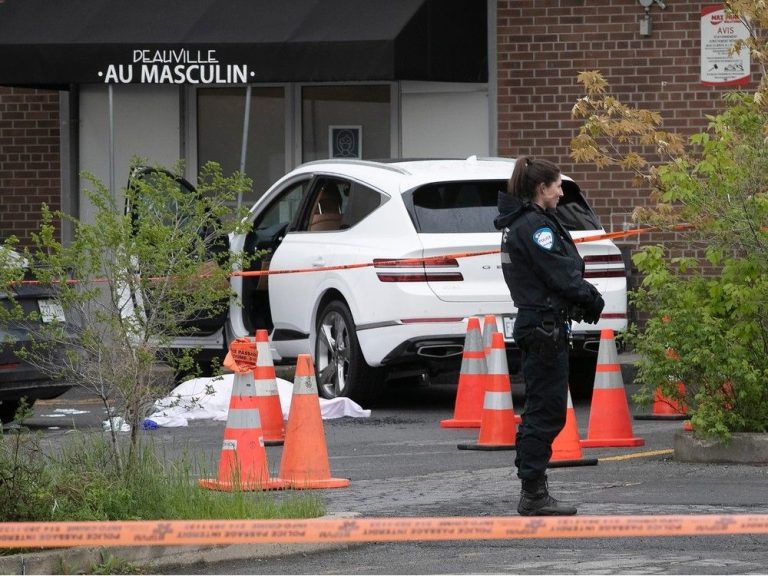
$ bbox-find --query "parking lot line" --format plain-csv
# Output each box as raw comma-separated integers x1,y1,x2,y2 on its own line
599,449,674,461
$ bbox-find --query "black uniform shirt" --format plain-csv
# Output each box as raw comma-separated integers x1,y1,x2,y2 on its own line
494,191,599,315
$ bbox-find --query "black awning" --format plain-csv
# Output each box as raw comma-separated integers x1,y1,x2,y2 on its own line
0,0,487,88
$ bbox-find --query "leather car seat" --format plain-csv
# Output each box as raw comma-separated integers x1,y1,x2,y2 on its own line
309,185,343,231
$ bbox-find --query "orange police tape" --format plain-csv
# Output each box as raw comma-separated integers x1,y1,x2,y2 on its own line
230,224,696,279
1,515,768,548
4,223,708,286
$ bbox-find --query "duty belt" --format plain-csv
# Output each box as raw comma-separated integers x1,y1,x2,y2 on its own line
516,305,570,323
539,308,569,327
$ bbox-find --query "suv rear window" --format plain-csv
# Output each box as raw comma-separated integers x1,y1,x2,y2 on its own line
557,181,601,231
409,179,601,233
411,180,501,233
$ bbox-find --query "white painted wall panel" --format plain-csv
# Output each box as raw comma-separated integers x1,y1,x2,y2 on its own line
400,82,489,159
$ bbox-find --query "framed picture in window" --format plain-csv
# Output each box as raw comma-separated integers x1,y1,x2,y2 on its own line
329,125,362,159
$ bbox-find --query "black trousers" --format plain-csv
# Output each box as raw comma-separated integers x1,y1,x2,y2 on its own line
513,309,570,481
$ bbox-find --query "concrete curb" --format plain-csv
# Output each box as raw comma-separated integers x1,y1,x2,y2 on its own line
0,512,361,575
0,541,351,575
674,430,768,464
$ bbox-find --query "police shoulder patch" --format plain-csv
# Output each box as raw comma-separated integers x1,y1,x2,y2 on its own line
532,227,555,250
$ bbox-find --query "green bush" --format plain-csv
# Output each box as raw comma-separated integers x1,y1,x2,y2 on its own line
630,246,768,439
573,54,768,439
629,93,768,440
0,160,253,470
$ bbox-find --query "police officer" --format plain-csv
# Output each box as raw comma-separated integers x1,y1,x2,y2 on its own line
494,156,604,516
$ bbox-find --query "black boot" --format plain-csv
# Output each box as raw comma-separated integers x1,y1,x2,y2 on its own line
518,475,577,516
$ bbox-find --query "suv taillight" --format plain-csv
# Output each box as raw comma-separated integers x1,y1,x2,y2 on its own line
373,257,464,282
583,254,626,279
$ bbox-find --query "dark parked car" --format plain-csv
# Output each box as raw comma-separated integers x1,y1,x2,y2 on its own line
0,249,72,423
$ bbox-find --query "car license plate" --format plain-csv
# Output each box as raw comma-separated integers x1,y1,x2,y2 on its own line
38,299,65,323
502,314,516,340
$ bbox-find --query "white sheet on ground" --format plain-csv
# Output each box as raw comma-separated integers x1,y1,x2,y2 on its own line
146,374,370,428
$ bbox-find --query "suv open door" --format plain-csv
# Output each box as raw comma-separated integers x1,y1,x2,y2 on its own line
123,167,230,367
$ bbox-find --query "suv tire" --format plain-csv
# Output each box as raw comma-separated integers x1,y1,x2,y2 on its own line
315,300,383,405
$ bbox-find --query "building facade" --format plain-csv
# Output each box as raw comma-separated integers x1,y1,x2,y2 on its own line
0,87,62,245
0,1,752,256
495,0,747,261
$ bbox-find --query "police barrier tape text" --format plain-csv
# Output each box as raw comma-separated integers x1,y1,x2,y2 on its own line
1,515,768,548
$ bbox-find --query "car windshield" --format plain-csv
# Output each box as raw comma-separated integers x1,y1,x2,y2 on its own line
409,179,601,233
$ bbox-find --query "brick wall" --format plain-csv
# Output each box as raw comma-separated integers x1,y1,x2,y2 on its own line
496,0,753,259
0,87,61,247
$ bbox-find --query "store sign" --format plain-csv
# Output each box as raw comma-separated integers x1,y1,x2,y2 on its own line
700,5,750,86
98,49,253,84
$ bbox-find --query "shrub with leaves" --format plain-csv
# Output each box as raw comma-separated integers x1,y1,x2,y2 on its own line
571,2,768,439
631,246,768,439
0,160,251,469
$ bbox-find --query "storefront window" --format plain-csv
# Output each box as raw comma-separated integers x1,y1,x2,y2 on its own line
301,85,390,162
197,87,285,204
197,84,391,204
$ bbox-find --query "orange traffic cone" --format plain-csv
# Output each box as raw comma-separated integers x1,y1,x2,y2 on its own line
482,313,522,425
252,329,286,445
581,329,645,448
277,354,350,489
199,338,286,491
635,384,688,421
548,387,598,468
458,332,518,451
481,314,499,355
440,317,486,428
634,348,687,421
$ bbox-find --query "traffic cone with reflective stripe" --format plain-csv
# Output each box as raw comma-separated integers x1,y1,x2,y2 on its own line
458,332,517,450
581,329,645,448
199,338,286,491
252,329,286,445
440,317,486,428
481,313,522,424
635,384,688,421
481,314,499,356
548,387,598,468
277,354,350,489
634,348,687,421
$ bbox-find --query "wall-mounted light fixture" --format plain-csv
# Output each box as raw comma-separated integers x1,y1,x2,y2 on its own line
639,0,667,37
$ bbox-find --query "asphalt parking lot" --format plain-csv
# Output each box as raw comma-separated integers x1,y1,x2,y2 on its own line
3,354,768,574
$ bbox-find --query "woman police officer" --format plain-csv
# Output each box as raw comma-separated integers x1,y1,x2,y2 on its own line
494,156,604,516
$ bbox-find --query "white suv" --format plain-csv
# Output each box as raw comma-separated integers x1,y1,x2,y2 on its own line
172,157,627,402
